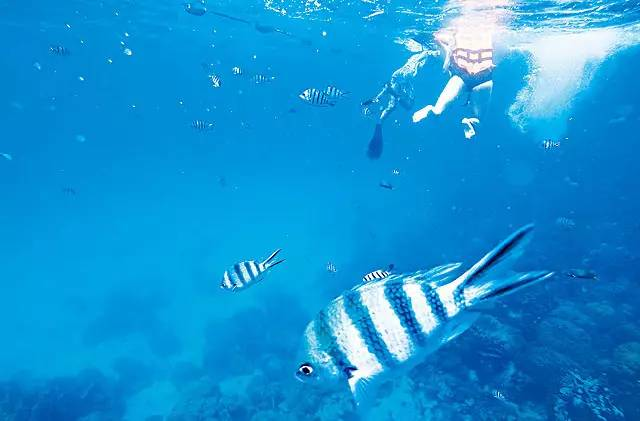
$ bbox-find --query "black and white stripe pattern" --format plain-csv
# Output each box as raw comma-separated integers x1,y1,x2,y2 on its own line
210,74,221,88
221,249,283,292
221,260,264,291
49,45,70,56
306,276,460,384
192,120,214,131
252,74,274,84
299,88,335,107
324,86,349,99
362,269,390,283
231,66,243,76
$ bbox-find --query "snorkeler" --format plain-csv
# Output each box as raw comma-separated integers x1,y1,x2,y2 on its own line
412,26,495,140
362,46,439,159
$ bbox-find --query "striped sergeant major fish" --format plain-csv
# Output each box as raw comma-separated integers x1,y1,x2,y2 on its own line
324,86,350,100
49,45,70,56
362,269,390,283
252,74,275,84
231,66,243,76
295,225,552,405
221,249,284,292
542,139,560,149
299,88,335,107
192,120,214,131
555,216,575,229
564,268,598,281
326,262,337,273
210,74,222,88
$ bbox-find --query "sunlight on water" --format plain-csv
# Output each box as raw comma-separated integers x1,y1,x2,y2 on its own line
509,25,637,136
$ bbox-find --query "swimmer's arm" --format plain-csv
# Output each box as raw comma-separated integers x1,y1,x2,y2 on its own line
434,30,453,49
434,30,453,70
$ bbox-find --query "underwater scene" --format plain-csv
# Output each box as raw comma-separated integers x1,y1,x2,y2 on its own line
1,0,640,419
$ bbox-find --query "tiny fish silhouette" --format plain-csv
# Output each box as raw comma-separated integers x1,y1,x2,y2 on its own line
184,2,206,16
49,45,70,56
326,262,337,273
379,181,394,190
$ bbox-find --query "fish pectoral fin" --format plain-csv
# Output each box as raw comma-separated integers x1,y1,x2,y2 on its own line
440,312,479,345
347,371,371,406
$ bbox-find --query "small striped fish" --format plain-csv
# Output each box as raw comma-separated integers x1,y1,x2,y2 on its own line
210,74,222,88
252,74,275,84
564,268,598,281
295,225,552,404
299,88,335,107
542,139,560,149
49,45,70,56
556,216,576,229
192,120,214,131
231,66,243,76
327,262,338,273
493,390,505,400
221,249,284,291
362,269,390,283
324,86,349,100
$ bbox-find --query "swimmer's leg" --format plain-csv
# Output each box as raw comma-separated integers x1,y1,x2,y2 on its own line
470,80,493,119
379,96,398,122
413,75,465,123
368,97,397,159
462,80,493,139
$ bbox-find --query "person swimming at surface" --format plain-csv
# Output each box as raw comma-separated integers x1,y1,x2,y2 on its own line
412,25,495,140
362,44,439,159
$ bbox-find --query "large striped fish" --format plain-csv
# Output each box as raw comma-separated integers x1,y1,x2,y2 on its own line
295,225,552,403
220,249,284,292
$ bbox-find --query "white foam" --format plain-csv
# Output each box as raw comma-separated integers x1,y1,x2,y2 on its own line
508,25,640,137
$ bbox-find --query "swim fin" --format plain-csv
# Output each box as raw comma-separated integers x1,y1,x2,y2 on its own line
367,123,383,159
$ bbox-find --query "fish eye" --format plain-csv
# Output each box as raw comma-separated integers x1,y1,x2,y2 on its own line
298,363,314,376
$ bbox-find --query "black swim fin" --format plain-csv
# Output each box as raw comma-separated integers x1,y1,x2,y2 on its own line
367,123,383,160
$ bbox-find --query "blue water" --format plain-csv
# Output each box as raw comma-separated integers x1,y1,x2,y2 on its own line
1,0,639,419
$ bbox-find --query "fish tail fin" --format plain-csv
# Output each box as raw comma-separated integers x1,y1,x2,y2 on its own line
447,224,553,306
262,249,283,268
266,259,285,269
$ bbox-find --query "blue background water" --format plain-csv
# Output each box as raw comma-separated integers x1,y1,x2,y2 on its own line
0,1,639,419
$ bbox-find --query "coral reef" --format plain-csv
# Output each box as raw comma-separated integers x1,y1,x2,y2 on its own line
553,371,624,421
0,369,124,421
612,341,640,377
